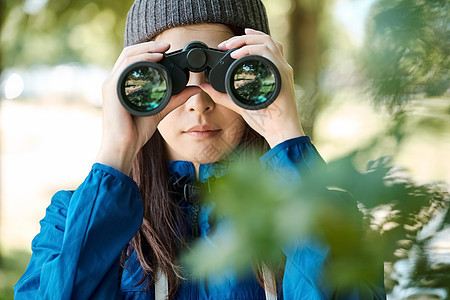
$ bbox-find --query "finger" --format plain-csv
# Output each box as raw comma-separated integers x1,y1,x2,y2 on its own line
220,35,280,56
230,44,275,59
122,52,164,67
219,34,269,49
271,40,285,56
112,52,165,78
112,42,169,73
199,83,243,113
217,28,266,49
244,28,266,35
123,52,164,66
157,86,203,119
122,42,170,57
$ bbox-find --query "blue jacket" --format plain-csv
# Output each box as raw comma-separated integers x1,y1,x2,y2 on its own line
14,136,386,299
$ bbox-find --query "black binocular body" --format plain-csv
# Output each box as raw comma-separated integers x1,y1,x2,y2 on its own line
117,41,281,116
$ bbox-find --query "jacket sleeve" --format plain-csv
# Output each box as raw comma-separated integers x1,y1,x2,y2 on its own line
260,136,386,299
14,163,144,300
260,136,326,181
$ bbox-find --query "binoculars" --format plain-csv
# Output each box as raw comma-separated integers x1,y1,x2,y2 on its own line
117,41,281,116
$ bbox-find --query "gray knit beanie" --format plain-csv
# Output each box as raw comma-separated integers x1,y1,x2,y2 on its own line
124,0,270,47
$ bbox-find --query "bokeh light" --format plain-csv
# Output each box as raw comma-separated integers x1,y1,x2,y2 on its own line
4,73,24,100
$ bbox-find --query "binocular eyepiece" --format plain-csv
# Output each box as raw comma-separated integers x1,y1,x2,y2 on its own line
117,41,282,116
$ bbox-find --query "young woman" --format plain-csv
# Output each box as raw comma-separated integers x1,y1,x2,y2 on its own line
15,0,386,299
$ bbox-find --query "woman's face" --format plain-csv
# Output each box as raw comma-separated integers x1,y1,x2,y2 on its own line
155,24,246,165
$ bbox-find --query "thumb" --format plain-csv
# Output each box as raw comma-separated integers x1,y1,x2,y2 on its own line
159,86,202,117
199,83,241,113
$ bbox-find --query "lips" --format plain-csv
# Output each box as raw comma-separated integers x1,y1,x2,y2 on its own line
183,124,222,138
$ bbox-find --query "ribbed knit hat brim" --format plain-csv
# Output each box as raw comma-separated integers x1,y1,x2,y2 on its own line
124,0,269,47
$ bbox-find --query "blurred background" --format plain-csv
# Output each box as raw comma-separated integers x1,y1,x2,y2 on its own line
0,0,449,299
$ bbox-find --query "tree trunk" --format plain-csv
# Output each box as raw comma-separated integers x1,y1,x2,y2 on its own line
287,0,326,138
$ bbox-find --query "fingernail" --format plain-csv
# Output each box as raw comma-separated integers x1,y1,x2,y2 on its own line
218,41,228,49
157,42,169,47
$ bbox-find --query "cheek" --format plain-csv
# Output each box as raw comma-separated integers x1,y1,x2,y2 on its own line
220,114,246,147
157,111,179,141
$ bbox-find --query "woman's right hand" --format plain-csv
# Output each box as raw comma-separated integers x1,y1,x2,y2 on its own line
96,41,201,175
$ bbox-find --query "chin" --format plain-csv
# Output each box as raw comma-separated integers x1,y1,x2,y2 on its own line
190,153,224,165
168,141,239,164
185,146,231,165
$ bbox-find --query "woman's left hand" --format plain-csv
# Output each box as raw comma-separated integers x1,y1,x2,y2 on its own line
200,28,305,148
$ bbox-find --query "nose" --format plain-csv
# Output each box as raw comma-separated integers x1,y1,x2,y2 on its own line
187,71,208,86
185,91,215,113
185,72,215,114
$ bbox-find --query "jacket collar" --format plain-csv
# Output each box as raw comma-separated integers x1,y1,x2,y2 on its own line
167,160,229,184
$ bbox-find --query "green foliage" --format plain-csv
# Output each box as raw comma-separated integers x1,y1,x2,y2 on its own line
0,250,31,299
183,150,449,289
362,0,450,111
1,0,134,68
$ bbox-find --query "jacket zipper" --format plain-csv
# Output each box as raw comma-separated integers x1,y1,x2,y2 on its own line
192,203,199,238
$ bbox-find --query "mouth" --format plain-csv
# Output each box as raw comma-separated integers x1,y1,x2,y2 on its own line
183,124,222,138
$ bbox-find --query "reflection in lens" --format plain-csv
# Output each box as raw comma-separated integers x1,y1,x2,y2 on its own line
124,66,167,112
231,60,276,106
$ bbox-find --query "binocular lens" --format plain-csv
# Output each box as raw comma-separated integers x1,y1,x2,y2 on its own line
229,59,278,109
118,46,281,116
121,64,168,114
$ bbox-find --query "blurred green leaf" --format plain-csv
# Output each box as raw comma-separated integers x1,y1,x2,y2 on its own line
1,0,134,68
362,0,449,110
0,250,31,300
183,150,449,289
